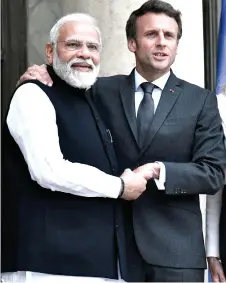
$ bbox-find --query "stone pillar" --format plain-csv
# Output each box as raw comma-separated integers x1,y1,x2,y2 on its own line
27,0,63,65
27,0,147,74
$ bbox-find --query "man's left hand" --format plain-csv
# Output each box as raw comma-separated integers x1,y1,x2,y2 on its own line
134,162,160,179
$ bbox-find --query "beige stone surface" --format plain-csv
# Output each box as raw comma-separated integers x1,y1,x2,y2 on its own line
27,0,205,84
62,0,147,76
27,0,147,75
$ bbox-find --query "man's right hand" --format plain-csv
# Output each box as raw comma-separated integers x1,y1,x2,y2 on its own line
208,257,226,282
120,168,152,201
17,64,53,87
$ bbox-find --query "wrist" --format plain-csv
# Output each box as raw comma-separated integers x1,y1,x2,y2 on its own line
207,257,221,263
118,178,125,198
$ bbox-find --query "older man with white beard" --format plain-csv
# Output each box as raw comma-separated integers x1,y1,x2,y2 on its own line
1,13,152,283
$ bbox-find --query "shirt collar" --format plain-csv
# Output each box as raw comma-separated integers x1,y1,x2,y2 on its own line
135,69,170,91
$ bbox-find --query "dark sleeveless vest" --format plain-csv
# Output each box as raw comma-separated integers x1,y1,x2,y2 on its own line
2,67,123,279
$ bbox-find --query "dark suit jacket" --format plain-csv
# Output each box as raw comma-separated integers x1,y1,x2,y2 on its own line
92,70,226,269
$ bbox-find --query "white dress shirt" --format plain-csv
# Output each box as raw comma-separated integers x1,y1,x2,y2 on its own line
134,69,170,190
2,83,125,283
206,91,226,258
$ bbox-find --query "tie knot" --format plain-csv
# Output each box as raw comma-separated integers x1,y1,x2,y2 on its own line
140,82,155,95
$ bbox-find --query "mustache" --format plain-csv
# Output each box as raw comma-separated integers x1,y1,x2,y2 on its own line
68,58,96,70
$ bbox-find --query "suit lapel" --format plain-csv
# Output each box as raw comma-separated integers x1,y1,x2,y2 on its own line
119,70,139,144
141,71,181,154
85,89,118,172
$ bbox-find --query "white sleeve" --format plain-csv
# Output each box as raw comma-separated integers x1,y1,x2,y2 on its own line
154,162,166,190
7,83,121,198
206,188,223,257
205,93,226,257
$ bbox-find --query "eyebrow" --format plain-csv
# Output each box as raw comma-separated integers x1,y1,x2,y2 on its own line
146,28,176,33
65,36,100,45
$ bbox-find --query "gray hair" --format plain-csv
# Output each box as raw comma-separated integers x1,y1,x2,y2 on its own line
49,13,102,47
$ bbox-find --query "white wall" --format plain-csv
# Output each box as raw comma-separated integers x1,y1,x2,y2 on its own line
167,0,204,87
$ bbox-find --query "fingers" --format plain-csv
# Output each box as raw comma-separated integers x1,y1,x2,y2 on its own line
133,167,154,180
211,270,226,282
27,68,50,85
16,74,37,87
121,168,132,178
24,64,53,86
123,168,132,174
219,271,226,282
40,64,47,69
134,163,160,180
211,274,220,282
211,275,219,282
22,73,45,83
141,170,154,180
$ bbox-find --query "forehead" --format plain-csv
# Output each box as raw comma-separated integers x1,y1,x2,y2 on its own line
58,21,100,42
136,12,178,34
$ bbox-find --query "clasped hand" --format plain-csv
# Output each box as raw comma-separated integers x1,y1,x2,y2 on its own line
120,163,160,201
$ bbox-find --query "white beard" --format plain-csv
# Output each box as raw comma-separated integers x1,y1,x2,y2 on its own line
52,52,100,89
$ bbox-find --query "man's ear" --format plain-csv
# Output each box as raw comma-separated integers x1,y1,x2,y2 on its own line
176,40,179,55
45,43,54,65
127,38,137,53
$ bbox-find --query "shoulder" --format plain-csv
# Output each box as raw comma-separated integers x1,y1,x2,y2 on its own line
96,74,126,87
17,79,50,92
178,78,211,96
176,78,216,107
10,81,54,113
91,75,127,99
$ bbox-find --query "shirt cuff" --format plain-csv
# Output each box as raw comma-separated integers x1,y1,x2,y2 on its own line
154,162,166,190
206,245,220,258
105,176,123,198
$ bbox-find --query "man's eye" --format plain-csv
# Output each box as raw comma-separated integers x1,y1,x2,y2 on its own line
66,42,80,48
147,32,156,37
88,44,99,51
165,33,174,38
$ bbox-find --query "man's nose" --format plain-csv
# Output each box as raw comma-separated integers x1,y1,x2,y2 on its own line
77,44,91,59
156,33,166,47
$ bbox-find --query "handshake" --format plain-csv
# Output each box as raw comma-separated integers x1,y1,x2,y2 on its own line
119,163,160,201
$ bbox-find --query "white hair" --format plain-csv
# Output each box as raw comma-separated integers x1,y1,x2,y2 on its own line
49,13,102,47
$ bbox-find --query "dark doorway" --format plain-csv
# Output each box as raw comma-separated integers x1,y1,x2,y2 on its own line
202,0,220,92
1,0,28,120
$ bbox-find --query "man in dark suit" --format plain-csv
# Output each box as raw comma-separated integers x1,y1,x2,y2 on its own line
17,0,226,281
91,1,226,280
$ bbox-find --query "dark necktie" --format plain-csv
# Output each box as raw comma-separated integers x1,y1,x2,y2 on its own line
137,82,155,147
